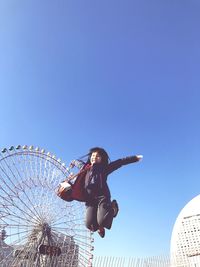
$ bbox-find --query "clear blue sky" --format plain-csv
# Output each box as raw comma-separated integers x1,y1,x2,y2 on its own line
0,0,200,258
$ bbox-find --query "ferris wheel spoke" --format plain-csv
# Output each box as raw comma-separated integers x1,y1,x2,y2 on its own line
0,173,20,200
2,201,42,224
1,205,40,226
1,223,35,230
0,185,43,222
79,246,94,257
8,228,33,239
9,233,31,246
79,252,93,266
50,227,78,236
51,219,84,230
0,214,36,228
73,236,93,247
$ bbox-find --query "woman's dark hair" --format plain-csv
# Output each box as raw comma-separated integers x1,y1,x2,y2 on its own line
86,147,110,166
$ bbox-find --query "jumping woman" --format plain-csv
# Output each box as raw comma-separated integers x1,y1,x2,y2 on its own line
58,147,143,238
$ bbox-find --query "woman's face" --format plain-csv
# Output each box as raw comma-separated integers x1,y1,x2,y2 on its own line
90,151,102,165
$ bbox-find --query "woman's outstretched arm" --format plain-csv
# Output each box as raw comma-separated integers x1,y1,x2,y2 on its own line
106,155,143,175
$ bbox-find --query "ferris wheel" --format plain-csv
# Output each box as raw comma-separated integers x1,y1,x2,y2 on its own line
0,145,94,267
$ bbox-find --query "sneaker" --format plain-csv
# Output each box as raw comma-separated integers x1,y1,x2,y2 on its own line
111,199,119,218
97,227,105,238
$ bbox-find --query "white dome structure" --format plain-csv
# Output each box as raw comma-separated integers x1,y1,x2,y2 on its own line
170,194,200,267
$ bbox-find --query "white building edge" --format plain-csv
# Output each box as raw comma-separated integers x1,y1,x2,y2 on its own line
170,194,200,267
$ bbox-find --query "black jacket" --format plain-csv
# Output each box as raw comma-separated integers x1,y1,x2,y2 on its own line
67,155,140,202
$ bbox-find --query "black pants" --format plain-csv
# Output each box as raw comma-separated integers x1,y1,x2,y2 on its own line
85,196,114,231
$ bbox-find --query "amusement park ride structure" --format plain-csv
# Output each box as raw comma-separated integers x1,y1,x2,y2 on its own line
0,145,94,267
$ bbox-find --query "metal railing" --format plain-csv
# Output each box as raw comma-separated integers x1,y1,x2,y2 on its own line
93,255,171,267
93,255,200,267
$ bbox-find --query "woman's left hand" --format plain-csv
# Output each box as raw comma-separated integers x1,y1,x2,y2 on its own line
136,155,143,161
